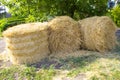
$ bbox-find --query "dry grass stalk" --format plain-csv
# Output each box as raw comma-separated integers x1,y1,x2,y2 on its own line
5,31,47,43
9,51,48,64
3,22,50,64
48,16,81,54
6,37,48,50
3,22,48,37
79,16,117,52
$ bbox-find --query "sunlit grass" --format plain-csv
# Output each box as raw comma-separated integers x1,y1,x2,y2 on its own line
67,54,120,79
0,65,56,80
0,52,120,80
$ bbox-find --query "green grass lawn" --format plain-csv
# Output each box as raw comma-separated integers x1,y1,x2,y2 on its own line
0,65,56,80
0,42,120,80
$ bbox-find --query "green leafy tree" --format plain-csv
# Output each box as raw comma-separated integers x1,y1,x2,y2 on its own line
109,5,120,27
1,0,108,20
48,0,108,19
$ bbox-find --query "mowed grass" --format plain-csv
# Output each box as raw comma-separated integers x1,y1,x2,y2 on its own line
0,42,120,80
66,53,120,80
0,65,56,80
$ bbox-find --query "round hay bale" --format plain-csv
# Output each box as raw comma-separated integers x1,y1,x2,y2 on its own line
48,16,81,53
3,22,50,64
79,16,117,52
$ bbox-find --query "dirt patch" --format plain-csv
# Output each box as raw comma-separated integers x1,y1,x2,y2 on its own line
0,39,5,53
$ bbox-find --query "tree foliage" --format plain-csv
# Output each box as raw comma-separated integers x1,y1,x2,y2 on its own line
1,0,108,21
109,5,120,27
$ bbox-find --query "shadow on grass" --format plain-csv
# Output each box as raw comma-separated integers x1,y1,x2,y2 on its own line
27,36,120,72
59,54,99,70
112,39,120,53
29,53,104,70
28,41,120,71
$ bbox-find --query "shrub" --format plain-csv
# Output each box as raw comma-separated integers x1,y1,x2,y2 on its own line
25,15,36,23
0,17,25,32
1,0,108,21
108,5,120,27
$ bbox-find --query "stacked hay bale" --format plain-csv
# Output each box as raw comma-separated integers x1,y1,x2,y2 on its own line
78,16,117,52
3,22,49,64
48,16,81,54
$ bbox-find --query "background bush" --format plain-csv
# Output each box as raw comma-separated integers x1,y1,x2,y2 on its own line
1,0,108,20
0,17,25,32
108,5,120,27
